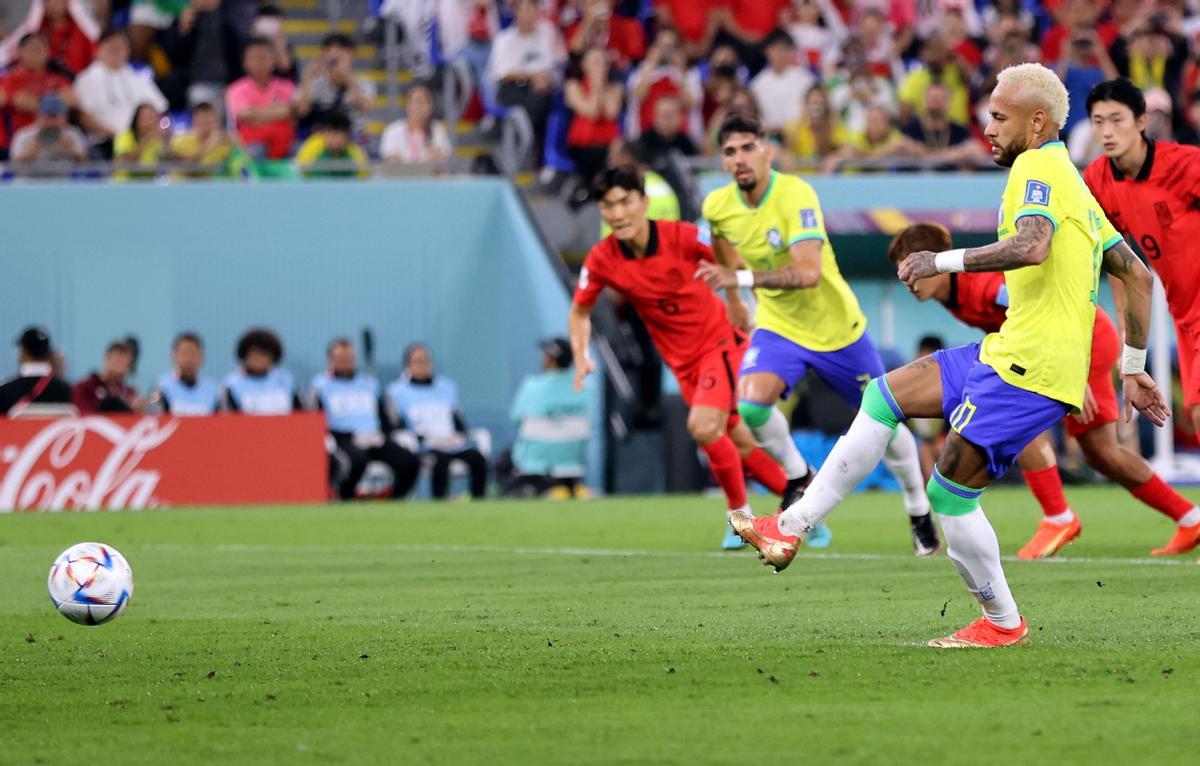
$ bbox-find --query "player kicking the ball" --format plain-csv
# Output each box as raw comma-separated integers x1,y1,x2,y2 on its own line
888,222,1200,558
697,112,940,556
570,166,790,547
732,63,1170,647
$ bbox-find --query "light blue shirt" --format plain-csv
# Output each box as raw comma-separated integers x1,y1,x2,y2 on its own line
510,370,592,476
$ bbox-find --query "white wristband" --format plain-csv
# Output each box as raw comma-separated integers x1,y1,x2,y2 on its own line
934,249,967,273
1122,344,1147,375
735,269,755,288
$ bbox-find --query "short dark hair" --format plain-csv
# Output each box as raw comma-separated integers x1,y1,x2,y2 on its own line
327,337,353,356
763,29,795,49
322,33,355,50
1087,78,1146,119
174,332,203,350
593,165,645,199
18,32,44,48
320,111,353,133
192,102,217,115
98,28,127,45
716,111,764,147
244,36,273,53
106,339,133,356
237,328,284,363
886,222,953,266
917,335,945,353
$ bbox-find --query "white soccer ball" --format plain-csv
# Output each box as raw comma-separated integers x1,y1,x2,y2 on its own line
47,542,134,626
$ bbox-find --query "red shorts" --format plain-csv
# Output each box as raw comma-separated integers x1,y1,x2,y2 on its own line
1065,309,1121,437
1173,321,1200,409
675,331,747,414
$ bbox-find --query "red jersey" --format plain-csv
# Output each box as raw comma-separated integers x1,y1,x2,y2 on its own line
945,271,1119,351
1,67,73,134
1084,140,1200,332
574,220,735,372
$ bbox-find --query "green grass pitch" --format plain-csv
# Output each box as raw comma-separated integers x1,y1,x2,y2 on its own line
2,486,1198,765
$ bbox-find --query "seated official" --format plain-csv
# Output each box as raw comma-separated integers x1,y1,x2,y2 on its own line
0,327,74,417
311,338,420,501
387,343,488,500
154,332,220,416
73,339,141,414
504,338,592,497
221,327,301,414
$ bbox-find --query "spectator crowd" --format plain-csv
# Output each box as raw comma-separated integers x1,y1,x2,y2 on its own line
2,0,1199,179
0,325,593,502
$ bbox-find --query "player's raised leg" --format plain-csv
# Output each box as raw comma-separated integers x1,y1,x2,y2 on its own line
731,353,946,570
1015,433,1082,559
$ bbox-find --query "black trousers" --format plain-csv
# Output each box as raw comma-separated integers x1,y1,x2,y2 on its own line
428,448,488,499
497,81,551,150
333,433,420,500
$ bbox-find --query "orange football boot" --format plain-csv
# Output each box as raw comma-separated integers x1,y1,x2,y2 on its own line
928,617,1030,648
1016,517,1082,560
1151,522,1200,556
729,512,800,572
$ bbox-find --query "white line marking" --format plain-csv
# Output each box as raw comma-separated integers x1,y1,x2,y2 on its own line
131,543,1194,567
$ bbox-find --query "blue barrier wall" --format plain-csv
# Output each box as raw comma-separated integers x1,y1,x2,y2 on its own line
0,180,574,450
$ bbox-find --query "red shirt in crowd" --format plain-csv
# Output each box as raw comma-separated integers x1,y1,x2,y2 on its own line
565,15,646,69
728,0,789,40
1040,20,1118,63
566,79,620,148
1,66,73,135
574,220,734,372
654,0,723,45
72,374,139,415
42,16,96,75
1084,140,1200,332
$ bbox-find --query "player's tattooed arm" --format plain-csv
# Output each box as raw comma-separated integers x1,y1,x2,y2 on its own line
897,216,1052,288
752,240,823,289
1101,239,1153,350
697,238,822,292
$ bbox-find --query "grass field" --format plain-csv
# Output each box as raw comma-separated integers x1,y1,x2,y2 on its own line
2,487,1199,765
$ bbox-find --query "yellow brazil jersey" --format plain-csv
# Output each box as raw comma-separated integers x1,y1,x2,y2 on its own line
980,140,1122,410
702,171,867,352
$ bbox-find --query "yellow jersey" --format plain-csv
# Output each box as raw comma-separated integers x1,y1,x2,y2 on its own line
702,171,867,352
980,140,1122,410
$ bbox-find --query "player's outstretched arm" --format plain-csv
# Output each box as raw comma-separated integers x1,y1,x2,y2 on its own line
1101,239,1171,426
568,303,596,392
696,239,822,292
898,215,1053,288
704,235,752,330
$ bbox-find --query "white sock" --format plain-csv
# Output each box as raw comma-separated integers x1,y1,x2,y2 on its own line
1177,507,1200,527
1044,509,1075,525
940,507,1021,629
779,409,894,537
728,505,751,520
882,424,932,517
751,407,809,480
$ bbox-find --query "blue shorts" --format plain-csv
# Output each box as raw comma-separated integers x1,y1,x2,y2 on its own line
933,343,1071,478
741,328,884,406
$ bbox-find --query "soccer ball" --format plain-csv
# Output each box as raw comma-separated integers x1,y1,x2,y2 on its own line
47,542,134,626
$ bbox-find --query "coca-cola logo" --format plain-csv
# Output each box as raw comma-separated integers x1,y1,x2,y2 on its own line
0,417,179,511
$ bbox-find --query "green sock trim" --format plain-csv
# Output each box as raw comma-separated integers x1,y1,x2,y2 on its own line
737,400,773,428
927,469,983,517
861,378,902,429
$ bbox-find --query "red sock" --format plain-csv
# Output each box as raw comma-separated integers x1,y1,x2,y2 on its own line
1022,466,1070,518
702,436,747,510
742,447,787,495
1130,474,1195,522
